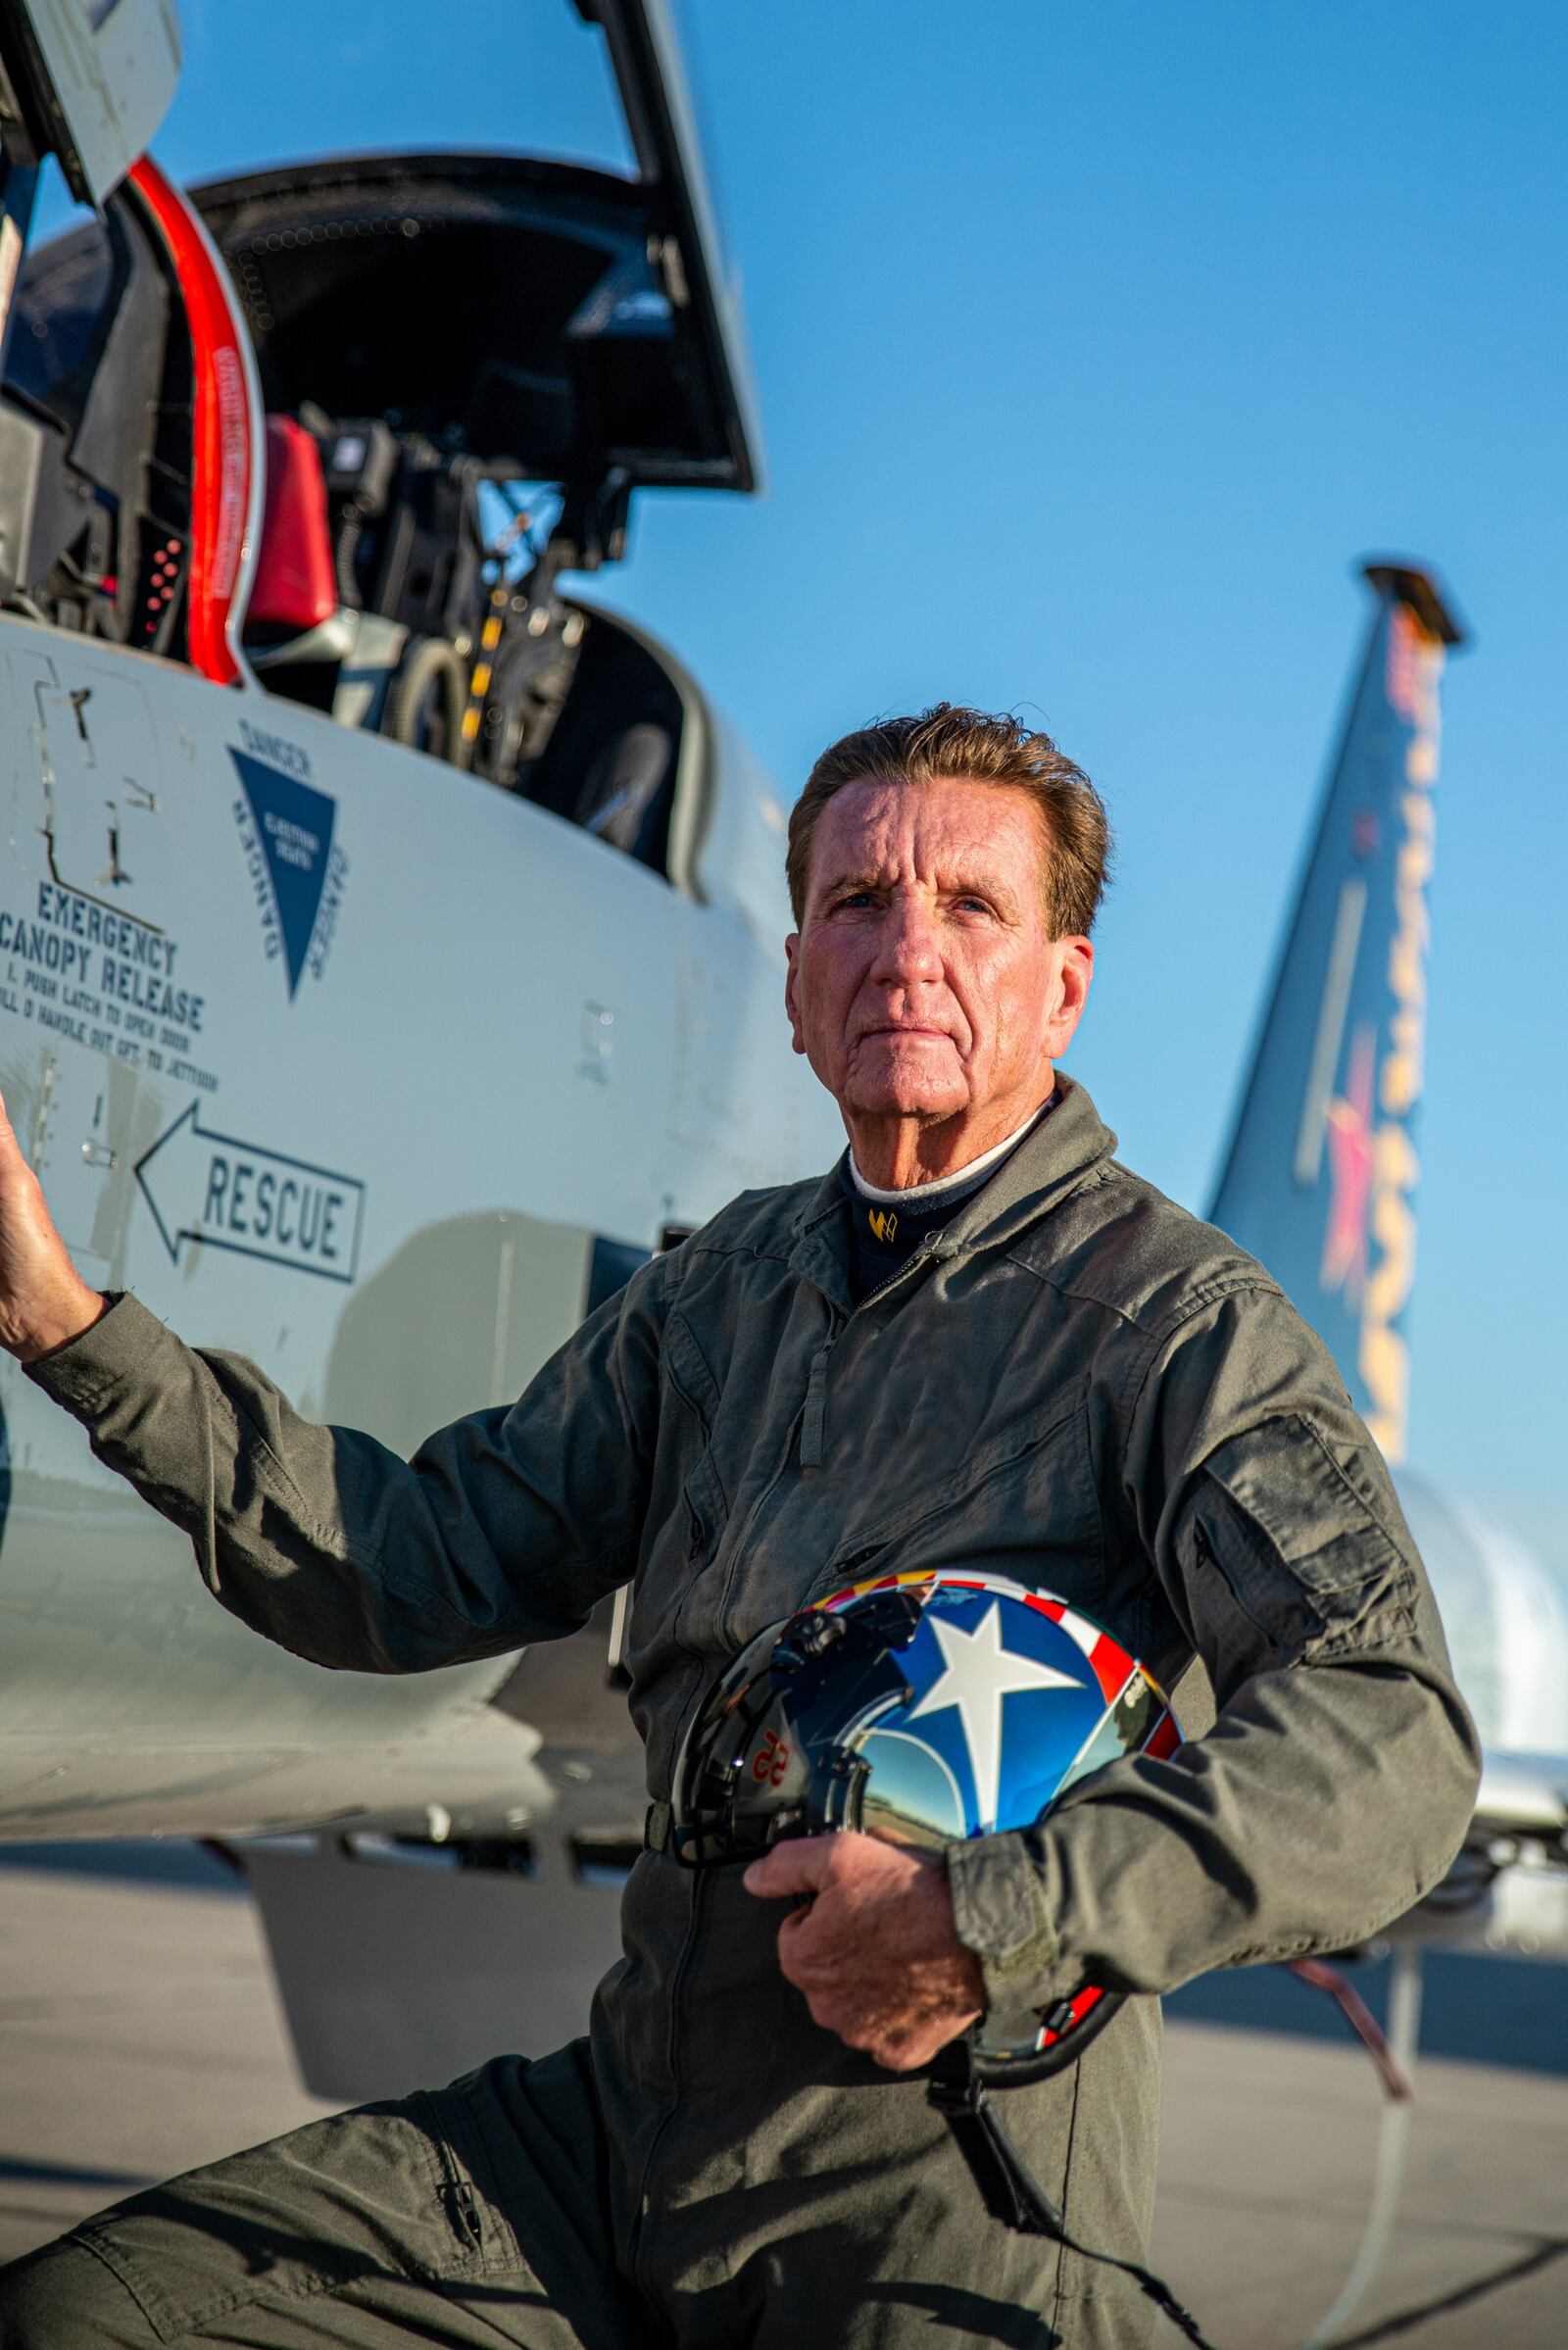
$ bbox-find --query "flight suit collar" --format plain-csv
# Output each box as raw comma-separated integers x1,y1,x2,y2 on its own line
786,1073,1117,1310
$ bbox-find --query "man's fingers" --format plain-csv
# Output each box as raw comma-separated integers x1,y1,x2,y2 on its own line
0,1083,107,1360
0,1091,27,1163
774,1900,833,1983
0,1093,42,1188
743,1836,839,1900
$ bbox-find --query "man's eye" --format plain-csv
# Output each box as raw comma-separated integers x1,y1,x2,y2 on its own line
953,895,993,914
833,890,875,910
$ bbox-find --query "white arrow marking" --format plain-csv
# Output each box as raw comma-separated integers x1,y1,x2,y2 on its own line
134,1102,366,1285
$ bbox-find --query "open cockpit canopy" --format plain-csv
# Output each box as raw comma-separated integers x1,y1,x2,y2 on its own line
192,138,757,511
1,0,759,598
192,0,759,528
0,1,753,887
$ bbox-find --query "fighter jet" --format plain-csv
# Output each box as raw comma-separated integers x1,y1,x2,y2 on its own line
0,0,836,1904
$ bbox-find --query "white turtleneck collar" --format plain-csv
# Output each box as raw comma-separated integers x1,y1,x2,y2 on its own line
847,1095,1054,1208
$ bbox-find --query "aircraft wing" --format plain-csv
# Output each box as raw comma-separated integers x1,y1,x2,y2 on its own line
1475,1749,1568,1837
1400,1746,1568,1960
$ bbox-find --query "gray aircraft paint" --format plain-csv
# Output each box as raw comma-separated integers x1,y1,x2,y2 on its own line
0,609,840,1839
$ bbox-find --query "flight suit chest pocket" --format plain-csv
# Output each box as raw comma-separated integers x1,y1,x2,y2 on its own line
622,1450,731,1682
623,1318,735,1664
673,1444,728,1580
801,1382,1102,1618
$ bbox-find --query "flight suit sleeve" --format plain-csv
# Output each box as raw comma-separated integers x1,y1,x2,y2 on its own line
945,1280,1482,2010
24,1265,670,1674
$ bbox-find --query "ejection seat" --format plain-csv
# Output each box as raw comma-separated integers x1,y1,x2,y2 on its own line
243,415,467,759
242,416,353,687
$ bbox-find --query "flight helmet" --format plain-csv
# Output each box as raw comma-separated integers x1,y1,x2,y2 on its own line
672,1566,1180,2083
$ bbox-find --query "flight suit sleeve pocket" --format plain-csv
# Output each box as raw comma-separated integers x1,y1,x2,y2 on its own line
1184,1413,1419,1696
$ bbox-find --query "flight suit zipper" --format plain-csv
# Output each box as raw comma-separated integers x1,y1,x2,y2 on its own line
1192,1517,1227,1588
800,1341,832,1469
635,1238,953,2284
714,1241,944,1633
797,1240,940,1471
440,2179,484,2254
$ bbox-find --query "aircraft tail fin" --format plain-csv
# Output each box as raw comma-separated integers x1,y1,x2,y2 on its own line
1207,563,1465,1463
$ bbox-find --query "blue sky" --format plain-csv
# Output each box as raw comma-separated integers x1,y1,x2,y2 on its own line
55,2,1567,1505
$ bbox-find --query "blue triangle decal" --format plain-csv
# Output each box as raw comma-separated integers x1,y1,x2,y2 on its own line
230,751,337,999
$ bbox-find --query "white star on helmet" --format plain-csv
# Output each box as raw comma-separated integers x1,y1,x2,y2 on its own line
906,1599,1085,1830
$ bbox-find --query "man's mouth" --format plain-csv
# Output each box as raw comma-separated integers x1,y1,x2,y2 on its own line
860,1024,952,1043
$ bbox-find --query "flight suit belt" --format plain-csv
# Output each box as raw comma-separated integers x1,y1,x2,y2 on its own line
644,1800,673,1853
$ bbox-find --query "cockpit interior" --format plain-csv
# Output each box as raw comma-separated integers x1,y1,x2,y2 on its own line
0,121,758,891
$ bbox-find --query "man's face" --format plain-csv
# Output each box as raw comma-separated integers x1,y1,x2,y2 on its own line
784,776,1093,1178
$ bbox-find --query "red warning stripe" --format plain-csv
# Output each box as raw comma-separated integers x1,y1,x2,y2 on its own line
128,157,257,686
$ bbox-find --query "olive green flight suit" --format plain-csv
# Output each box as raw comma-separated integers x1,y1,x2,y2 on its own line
0,1076,1479,2347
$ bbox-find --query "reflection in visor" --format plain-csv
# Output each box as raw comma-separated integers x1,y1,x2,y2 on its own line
857,1727,966,1848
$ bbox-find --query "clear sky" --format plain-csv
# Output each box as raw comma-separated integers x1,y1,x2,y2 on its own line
50,1,1568,1507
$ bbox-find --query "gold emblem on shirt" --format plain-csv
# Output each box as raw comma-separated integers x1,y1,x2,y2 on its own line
866,1206,898,1244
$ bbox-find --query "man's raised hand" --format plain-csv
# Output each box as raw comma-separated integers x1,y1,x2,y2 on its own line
744,1830,985,2071
0,1094,107,1362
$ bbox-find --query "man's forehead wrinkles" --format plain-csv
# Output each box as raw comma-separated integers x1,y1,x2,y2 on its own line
820,784,1035,848
816,846,1021,897
823,865,1017,900
807,776,1045,916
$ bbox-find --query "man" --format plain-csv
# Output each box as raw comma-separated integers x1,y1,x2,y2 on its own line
0,706,1477,2348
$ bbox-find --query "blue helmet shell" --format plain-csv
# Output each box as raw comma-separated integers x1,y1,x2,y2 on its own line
671,1570,1180,2070
672,1568,1177,1862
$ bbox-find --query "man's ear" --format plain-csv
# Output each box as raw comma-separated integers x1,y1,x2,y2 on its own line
1043,936,1094,1059
784,933,807,1054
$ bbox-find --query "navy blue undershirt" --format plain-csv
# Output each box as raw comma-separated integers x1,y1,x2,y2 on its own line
838,1094,1056,1305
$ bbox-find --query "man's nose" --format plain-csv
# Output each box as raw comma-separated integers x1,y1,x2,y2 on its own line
869,897,943,985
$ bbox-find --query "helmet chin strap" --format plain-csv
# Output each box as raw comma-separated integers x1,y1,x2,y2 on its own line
928,2036,1222,2350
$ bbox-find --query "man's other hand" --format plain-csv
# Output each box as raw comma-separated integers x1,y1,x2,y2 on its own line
744,1831,985,2071
0,1094,107,1362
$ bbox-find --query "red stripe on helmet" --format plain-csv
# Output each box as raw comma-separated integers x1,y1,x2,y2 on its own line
1086,1634,1135,1703
1143,1710,1182,1761
1040,1983,1106,2047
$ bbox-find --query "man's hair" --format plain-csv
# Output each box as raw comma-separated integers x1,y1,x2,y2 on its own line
786,704,1111,936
